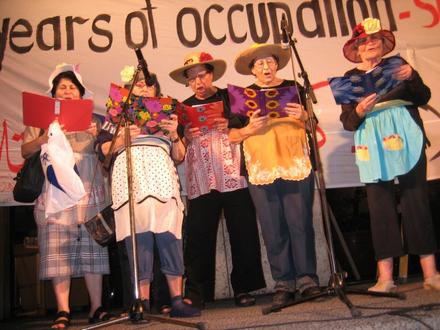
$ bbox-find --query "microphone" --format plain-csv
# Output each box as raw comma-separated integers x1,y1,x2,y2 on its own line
134,48,155,86
280,14,290,50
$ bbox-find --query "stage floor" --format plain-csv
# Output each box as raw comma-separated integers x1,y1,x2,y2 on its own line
3,278,440,330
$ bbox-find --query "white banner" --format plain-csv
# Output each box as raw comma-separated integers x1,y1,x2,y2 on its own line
1,0,439,205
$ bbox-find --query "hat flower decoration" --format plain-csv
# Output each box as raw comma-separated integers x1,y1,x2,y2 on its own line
342,17,395,63
120,65,136,84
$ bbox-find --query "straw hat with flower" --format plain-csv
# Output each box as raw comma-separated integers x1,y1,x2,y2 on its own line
169,52,226,85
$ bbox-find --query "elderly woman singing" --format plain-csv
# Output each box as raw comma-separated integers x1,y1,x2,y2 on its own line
339,18,440,293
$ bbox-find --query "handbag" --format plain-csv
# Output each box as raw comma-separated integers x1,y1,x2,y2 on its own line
84,204,115,247
83,155,116,247
13,150,44,203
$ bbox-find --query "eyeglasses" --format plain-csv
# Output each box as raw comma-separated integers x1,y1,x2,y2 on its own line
187,71,210,84
134,80,156,89
355,33,382,46
253,58,277,70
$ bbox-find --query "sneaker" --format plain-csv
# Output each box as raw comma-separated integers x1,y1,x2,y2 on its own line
423,274,440,291
300,285,321,298
368,280,397,293
272,290,295,308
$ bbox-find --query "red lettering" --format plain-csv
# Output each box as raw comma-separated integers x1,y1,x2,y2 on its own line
0,120,24,173
316,126,326,148
414,0,440,27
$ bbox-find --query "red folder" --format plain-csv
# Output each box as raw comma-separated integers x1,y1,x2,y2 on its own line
22,92,93,132
177,100,224,132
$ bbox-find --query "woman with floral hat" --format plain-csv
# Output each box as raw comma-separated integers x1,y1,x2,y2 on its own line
169,51,266,309
229,43,320,309
339,18,440,292
96,66,200,318
21,63,112,328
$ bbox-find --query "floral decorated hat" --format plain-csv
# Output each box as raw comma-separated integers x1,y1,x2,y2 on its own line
343,17,395,63
120,65,145,86
119,65,161,97
234,43,290,75
169,52,226,85
45,63,93,99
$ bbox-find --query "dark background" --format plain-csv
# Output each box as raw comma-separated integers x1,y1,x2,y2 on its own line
5,179,440,318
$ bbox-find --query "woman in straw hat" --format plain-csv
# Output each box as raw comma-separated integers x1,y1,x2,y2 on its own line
169,51,266,309
21,63,112,328
96,66,200,318
339,17,440,292
229,43,320,308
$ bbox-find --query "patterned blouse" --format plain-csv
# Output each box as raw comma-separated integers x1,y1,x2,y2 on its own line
182,89,248,199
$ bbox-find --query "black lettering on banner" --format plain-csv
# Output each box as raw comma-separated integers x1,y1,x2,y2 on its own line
346,0,369,28
9,19,33,53
341,0,396,33
227,4,246,43
66,16,89,50
267,2,292,44
323,0,337,37
143,0,158,48
296,0,325,38
335,0,350,36
204,4,226,45
125,11,148,49
246,3,270,43
0,0,401,71
176,8,202,47
0,19,10,70
36,16,61,51
89,14,112,52
369,0,396,30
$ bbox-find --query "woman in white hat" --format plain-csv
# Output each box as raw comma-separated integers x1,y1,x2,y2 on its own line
21,63,111,328
229,43,320,308
169,51,266,309
339,18,440,293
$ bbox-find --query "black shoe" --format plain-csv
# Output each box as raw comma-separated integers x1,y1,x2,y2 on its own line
272,290,295,308
88,306,115,324
182,296,205,310
301,285,321,298
234,293,256,307
170,301,201,318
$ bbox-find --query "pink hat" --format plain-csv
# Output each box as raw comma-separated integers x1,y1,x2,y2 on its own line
343,18,395,63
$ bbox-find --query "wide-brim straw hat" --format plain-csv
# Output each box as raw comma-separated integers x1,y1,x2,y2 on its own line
234,43,290,75
169,52,226,85
343,17,395,63
45,63,93,99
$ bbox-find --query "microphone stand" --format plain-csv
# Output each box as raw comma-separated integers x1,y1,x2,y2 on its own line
83,65,204,330
262,30,406,317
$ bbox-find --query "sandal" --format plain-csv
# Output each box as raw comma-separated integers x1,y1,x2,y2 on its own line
159,305,171,315
88,306,114,324
51,311,70,329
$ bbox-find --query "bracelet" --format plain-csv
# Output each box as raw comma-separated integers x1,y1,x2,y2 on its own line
171,136,180,143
